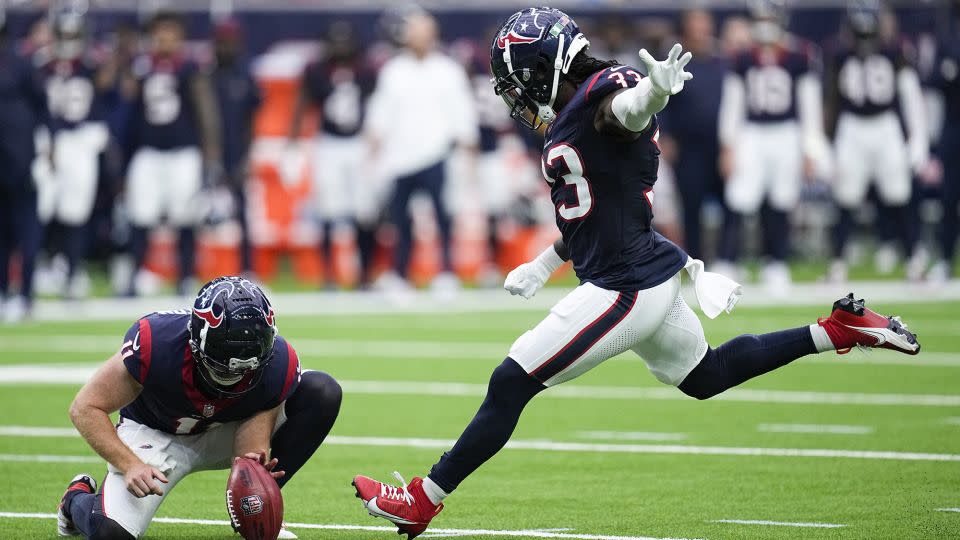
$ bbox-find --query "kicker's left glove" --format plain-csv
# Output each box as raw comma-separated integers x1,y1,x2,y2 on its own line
638,43,694,98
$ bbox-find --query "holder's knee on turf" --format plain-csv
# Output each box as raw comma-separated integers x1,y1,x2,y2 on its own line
88,517,136,540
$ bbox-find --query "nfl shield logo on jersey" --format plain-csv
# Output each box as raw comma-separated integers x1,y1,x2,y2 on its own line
202,403,215,418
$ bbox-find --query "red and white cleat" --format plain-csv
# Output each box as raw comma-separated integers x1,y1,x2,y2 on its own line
57,474,96,536
352,472,443,539
818,293,920,355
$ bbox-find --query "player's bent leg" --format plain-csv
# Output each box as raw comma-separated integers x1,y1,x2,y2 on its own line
271,370,342,487
353,358,542,539
60,479,136,540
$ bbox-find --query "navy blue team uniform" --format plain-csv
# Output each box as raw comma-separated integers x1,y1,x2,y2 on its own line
0,42,45,310
933,31,960,273
119,311,300,435
131,55,200,150
214,60,261,274
659,52,729,259
302,59,374,138
543,65,687,292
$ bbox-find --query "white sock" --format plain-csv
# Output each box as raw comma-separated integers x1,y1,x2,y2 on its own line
421,476,449,506
809,324,835,353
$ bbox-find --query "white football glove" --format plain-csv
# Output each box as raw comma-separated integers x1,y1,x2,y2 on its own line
503,245,565,299
638,43,694,97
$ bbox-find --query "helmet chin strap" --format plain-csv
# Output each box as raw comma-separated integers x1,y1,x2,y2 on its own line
535,33,589,126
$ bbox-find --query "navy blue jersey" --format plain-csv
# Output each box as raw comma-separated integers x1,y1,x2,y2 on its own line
303,60,374,138
214,62,261,176
733,41,817,123
932,35,960,125
0,46,45,184
119,311,301,435
832,44,907,117
542,65,687,292
132,55,201,150
40,57,105,131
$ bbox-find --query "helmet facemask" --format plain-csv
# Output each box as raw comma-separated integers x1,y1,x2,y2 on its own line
491,29,588,130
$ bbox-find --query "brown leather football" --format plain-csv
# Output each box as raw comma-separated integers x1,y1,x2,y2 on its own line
226,456,283,540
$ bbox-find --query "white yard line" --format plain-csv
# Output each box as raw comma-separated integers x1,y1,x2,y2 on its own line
756,424,874,435
943,417,960,426
21,280,960,322
576,431,688,442
1,434,957,462
711,519,845,528
0,426,77,437
2,365,959,408
936,508,960,513
3,335,958,367
0,512,700,540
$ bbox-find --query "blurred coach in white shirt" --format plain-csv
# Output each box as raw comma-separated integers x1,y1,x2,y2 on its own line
366,11,478,293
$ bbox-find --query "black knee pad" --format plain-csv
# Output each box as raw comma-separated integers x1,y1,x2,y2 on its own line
488,358,545,406
287,370,343,416
89,517,136,540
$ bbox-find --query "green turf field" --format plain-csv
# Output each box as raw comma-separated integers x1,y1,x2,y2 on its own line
0,299,958,539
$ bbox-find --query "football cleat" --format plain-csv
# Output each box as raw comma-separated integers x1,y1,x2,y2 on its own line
352,472,443,539
818,293,920,355
57,474,97,536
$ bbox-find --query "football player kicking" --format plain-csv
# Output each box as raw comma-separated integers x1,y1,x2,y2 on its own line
352,7,920,539
57,277,342,539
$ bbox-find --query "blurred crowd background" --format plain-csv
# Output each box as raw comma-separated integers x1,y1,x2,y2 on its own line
1,0,959,322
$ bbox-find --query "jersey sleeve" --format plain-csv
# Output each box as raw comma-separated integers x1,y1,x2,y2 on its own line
121,316,154,385
273,337,302,405
581,65,647,105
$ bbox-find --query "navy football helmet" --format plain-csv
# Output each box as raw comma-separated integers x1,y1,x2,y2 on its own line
188,276,277,397
490,6,589,130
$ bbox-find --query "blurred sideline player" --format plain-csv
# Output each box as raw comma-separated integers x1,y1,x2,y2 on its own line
352,8,919,538
717,0,831,289
0,10,46,323
126,12,222,296
928,2,960,282
365,11,479,296
289,21,377,289
57,276,341,540
36,12,110,299
825,0,928,282
451,37,517,285
211,20,261,276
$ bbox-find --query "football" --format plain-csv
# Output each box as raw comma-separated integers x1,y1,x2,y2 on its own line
226,456,284,540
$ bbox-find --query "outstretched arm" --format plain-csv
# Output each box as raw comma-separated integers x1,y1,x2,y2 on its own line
504,238,570,299
70,351,169,497
595,43,693,137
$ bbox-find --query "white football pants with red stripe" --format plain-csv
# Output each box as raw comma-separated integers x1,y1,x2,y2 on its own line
509,272,708,387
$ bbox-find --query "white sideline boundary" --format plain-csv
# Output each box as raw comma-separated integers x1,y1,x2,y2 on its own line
2,365,959,407
22,280,960,321
711,519,845,528
1,433,958,462
0,512,701,540
3,335,958,368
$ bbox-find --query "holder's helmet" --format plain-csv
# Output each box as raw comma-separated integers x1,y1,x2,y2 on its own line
188,276,276,397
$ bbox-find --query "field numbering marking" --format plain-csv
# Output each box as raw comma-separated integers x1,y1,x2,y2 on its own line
756,423,874,435
0,512,703,540
712,519,845,528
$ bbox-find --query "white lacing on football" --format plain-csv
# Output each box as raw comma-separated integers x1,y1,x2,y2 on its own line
379,472,414,505
225,489,240,531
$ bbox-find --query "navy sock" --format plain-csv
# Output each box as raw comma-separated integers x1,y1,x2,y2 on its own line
65,490,133,538
176,227,195,286
271,371,342,488
763,206,790,261
833,208,854,259
678,327,816,400
356,222,376,287
321,221,335,286
428,358,545,493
